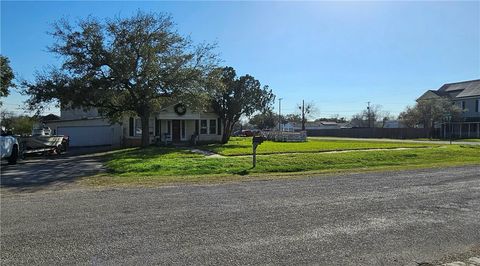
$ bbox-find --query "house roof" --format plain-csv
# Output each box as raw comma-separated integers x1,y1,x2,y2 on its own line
419,79,480,101
429,90,449,97
438,79,480,98
417,90,444,101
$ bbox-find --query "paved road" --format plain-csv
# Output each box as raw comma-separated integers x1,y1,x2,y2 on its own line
1,166,480,265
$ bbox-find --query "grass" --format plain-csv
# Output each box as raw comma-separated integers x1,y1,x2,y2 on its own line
83,139,480,186
197,137,441,156
457,138,480,142
414,138,480,142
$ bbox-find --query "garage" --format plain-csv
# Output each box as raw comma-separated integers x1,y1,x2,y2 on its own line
57,126,113,147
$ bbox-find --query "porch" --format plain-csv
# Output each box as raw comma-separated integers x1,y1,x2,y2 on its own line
440,122,480,139
123,116,223,147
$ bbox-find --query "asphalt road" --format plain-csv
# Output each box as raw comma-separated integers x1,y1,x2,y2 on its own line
1,166,480,265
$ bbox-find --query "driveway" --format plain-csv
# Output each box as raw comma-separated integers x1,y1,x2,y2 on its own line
1,165,479,265
0,147,108,192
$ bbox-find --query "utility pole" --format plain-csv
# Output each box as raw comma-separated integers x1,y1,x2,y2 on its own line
301,100,305,131
278,98,283,132
367,101,371,128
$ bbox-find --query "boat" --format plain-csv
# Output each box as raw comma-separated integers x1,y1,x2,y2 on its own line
18,126,68,153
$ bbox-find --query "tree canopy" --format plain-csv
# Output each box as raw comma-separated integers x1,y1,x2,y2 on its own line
0,55,15,101
398,98,462,130
23,12,217,147
0,111,37,135
350,104,391,128
249,109,278,130
208,66,275,143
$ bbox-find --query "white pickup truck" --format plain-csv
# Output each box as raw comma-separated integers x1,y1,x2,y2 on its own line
1,130,19,164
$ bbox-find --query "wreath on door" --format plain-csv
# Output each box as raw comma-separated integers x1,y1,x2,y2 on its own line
174,103,187,116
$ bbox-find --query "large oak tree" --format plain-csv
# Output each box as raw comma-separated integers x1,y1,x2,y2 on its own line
1,55,15,103
208,67,275,143
23,12,216,147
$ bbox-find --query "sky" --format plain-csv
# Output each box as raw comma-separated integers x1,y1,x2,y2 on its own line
1,1,479,119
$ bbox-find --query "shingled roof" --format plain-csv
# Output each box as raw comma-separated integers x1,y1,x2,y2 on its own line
438,79,480,98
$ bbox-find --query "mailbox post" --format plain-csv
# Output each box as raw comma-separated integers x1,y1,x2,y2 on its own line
252,136,264,168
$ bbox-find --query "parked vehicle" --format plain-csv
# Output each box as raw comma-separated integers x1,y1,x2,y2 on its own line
1,129,20,164
18,126,69,155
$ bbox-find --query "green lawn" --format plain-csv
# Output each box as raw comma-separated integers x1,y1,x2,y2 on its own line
197,137,440,156
414,138,480,142
86,139,480,186
457,139,480,142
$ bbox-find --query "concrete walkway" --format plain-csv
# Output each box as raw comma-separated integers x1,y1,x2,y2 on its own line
185,147,225,158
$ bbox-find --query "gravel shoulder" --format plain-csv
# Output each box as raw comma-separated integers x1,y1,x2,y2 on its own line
1,165,479,265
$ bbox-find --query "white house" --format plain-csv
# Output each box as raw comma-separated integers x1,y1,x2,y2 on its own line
45,104,223,147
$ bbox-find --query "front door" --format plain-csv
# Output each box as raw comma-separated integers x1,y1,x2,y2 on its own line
172,120,181,142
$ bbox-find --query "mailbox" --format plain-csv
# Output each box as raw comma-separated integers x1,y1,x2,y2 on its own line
252,136,264,145
251,136,264,168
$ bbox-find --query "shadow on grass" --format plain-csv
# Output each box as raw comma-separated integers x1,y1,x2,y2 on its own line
235,169,249,176
233,165,258,176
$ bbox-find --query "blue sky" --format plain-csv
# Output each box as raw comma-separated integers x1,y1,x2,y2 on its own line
1,1,479,118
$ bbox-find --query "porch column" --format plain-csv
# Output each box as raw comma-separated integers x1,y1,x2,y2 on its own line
468,123,471,138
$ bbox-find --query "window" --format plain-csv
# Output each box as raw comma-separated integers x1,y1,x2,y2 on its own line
167,120,171,135
462,101,466,110
135,118,142,136
209,119,216,134
200,120,208,134
129,117,134,137
476,99,479,113
181,120,186,139
155,119,161,136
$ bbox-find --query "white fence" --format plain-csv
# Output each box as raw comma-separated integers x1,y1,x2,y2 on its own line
262,131,307,142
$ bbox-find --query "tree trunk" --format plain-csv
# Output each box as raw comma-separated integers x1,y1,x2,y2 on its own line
140,113,150,148
221,119,232,144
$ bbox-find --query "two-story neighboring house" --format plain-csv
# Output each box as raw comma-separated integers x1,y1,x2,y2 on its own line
44,104,223,147
417,79,480,138
418,79,480,121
